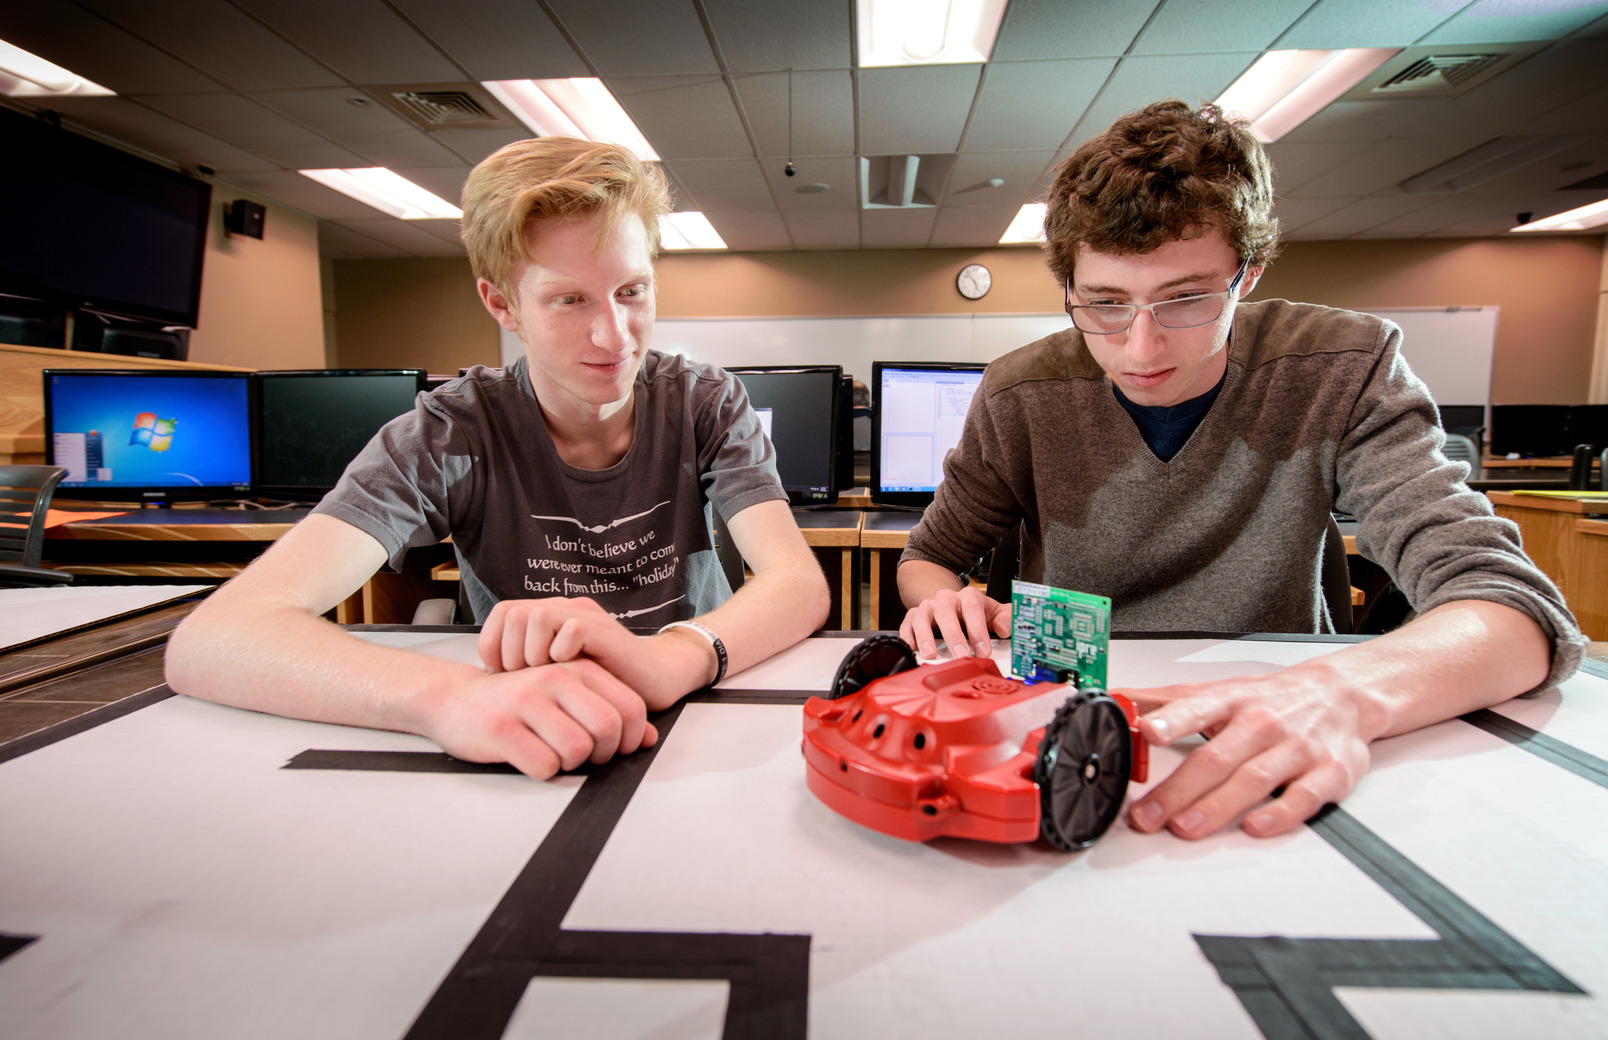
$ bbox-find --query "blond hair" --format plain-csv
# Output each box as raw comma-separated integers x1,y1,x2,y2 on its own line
460,137,673,306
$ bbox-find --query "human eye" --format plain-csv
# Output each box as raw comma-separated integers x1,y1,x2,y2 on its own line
618,283,650,299
553,292,584,306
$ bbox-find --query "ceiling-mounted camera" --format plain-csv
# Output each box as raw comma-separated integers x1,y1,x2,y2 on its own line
784,162,797,177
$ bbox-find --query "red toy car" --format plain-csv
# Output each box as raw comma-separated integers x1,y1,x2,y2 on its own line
802,636,1148,850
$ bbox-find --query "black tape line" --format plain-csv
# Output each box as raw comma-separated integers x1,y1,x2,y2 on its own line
395,701,810,1040
0,932,38,964
283,749,521,774
690,690,817,704
0,686,173,765
1196,805,1583,1040
1461,709,1608,790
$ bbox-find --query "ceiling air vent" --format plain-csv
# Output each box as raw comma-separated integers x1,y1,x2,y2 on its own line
1374,54,1503,94
367,83,518,130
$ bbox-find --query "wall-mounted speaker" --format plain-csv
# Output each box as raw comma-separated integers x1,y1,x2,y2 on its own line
225,199,265,239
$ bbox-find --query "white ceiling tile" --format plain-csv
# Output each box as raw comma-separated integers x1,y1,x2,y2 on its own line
1270,196,1355,233
342,129,465,169
860,208,937,248
0,4,220,94
702,0,852,72
546,0,719,76
265,140,374,171
44,96,266,171
1275,0,1459,49
388,0,588,80
930,207,1017,247
703,210,792,250
944,150,1058,207
333,218,468,255
963,59,1115,152
1133,0,1315,55
320,221,411,257
214,170,383,220
77,0,345,90
138,93,331,154
860,65,982,155
608,75,752,160
1290,135,1493,198
231,0,466,84
732,70,855,157
429,126,533,165
782,210,861,249
1421,0,1608,46
1066,52,1261,147
1265,140,1373,195
667,158,776,211
248,88,413,138
993,0,1162,61
1294,195,1442,238
1274,98,1454,145
390,167,474,208
761,156,860,211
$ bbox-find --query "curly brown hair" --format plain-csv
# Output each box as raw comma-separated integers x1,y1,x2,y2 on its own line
1043,100,1279,285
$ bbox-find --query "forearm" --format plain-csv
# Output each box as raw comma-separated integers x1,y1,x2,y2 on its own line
165,590,478,736
684,551,830,690
1286,599,1552,742
897,558,965,609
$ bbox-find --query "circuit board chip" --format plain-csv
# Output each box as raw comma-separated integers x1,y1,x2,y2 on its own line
1009,579,1111,690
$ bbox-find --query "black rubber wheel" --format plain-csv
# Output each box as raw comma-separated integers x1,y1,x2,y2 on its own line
828,635,918,700
1035,689,1133,850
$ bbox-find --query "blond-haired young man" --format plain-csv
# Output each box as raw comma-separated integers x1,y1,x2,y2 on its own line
898,101,1583,842
167,138,828,777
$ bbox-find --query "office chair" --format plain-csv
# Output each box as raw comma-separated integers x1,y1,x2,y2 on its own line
1441,432,1481,470
0,465,74,587
985,517,1356,635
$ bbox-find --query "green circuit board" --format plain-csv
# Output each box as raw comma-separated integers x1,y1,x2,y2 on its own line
1009,579,1111,691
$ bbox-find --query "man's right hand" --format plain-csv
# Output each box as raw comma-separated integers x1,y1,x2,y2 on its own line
899,585,1011,660
423,659,658,780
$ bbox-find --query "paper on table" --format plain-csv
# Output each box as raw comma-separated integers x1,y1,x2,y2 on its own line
0,584,213,651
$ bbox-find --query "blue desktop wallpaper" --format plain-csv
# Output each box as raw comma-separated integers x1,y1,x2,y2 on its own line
48,374,252,490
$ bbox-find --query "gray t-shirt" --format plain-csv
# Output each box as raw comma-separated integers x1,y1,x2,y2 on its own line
314,350,786,625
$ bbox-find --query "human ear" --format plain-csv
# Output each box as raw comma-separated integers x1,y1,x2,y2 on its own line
1239,265,1266,297
476,278,521,333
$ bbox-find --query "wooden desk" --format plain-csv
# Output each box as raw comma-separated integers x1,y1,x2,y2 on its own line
861,511,923,630
5,632,1607,1038
1488,492,1608,639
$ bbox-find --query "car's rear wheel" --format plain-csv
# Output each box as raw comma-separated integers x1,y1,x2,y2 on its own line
1035,690,1132,850
828,634,918,700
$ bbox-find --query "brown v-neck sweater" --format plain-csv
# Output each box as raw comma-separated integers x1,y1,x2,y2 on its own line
903,298,1584,686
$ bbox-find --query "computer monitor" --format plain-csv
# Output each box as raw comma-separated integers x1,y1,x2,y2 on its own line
43,369,253,504
1488,404,1608,457
1435,404,1486,439
255,369,426,500
727,366,842,505
870,361,986,507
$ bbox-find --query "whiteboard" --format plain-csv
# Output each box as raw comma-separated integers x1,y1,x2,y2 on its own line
507,305,1496,408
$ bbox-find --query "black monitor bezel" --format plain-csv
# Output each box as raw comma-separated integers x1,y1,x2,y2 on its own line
252,368,426,501
869,360,987,508
726,364,843,506
42,368,255,505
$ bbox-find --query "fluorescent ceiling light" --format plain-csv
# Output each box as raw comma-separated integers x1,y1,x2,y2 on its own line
1511,199,1608,233
858,0,1008,67
1215,48,1398,142
998,203,1046,244
0,38,113,97
299,168,462,220
483,78,659,161
660,212,726,250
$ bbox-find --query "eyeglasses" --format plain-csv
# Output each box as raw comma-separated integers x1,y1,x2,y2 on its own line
1065,259,1250,335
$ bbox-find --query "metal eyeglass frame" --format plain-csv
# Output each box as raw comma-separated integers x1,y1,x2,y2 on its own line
1065,258,1251,335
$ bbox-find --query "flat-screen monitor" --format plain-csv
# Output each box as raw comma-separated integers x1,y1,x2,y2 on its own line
255,369,425,500
1436,404,1486,438
1491,404,1608,457
727,366,842,504
44,369,253,504
871,361,986,507
0,106,211,329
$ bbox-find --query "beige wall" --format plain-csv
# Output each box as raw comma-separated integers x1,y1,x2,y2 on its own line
1251,236,1604,404
189,187,325,370
327,235,1605,402
331,257,499,372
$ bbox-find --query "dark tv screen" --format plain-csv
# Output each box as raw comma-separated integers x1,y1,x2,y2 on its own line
256,370,425,499
0,105,211,328
44,369,253,503
728,366,842,504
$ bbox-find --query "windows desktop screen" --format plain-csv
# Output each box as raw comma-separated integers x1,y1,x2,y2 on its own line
47,373,252,495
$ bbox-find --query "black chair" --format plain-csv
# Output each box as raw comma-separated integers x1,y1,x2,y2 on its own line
0,465,73,587
985,516,1356,635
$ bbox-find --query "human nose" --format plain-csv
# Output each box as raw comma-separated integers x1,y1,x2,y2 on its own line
1123,307,1166,362
592,301,630,350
